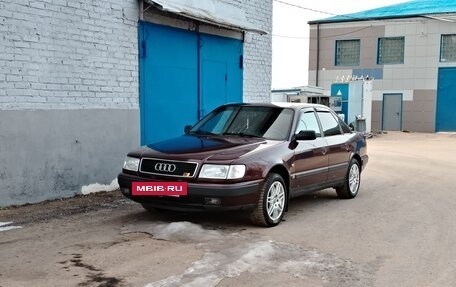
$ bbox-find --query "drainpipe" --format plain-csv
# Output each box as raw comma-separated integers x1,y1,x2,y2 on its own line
139,0,143,21
316,23,320,87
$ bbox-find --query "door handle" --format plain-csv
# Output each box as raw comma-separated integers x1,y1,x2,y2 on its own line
321,147,328,155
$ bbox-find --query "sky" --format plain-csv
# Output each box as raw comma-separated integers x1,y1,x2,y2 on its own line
272,0,409,89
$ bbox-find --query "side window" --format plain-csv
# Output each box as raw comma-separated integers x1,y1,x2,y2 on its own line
317,110,342,137
295,110,321,137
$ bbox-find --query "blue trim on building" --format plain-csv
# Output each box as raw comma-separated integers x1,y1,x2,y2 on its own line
352,68,383,80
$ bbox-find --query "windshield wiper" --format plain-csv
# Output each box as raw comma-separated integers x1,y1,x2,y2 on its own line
224,132,262,138
189,130,217,136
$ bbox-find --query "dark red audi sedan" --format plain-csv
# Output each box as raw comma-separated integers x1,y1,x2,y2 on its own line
118,103,368,227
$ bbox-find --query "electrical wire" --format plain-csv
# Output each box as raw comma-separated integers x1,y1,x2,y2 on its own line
272,0,442,40
273,0,436,25
273,0,362,20
272,34,309,39
273,26,373,40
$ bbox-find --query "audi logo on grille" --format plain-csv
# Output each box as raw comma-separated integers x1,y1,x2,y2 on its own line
154,163,177,173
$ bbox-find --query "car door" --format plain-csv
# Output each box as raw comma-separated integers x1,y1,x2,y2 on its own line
315,108,351,185
290,108,329,197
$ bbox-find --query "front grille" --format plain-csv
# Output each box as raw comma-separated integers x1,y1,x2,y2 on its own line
140,158,198,178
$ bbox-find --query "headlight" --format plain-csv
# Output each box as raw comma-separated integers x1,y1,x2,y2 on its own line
123,156,140,172
199,164,246,179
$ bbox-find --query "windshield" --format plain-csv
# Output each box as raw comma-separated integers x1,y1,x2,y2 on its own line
189,105,294,140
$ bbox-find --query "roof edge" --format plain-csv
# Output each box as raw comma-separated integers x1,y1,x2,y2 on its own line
145,0,268,35
308,14,426,25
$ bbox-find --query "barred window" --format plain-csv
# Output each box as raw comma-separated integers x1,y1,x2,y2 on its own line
377,37,404,64
335,40,360,66
441,34,456,62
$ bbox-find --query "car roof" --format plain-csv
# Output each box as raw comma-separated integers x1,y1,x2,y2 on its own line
223,102,329,111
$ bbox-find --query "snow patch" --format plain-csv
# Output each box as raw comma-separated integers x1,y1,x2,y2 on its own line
81,178,118,195
121,221,221,242
0,222,22,232
145,240,373,287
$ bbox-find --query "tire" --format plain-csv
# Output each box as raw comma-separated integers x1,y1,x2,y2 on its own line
336,158,361,199
250,173,287,227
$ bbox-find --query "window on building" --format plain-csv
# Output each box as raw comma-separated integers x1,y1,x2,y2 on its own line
377,37,405,64
335,40,360,66
441,34,456,62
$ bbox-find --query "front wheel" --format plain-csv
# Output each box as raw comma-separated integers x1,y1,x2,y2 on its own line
250,173,287,227
336,158,361,199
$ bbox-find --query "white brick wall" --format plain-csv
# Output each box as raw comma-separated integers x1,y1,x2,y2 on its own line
0,0,272,109
237,0,273,103
214,0,272,103
0,0,139,110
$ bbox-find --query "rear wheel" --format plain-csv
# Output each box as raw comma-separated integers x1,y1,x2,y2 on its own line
250,173,286,227
336,158,361,199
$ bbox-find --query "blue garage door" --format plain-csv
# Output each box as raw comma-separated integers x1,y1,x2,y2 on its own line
139,22,243,144
200,34,243,118
437,68,456,131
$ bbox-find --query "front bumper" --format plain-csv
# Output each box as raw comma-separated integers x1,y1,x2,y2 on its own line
118,172,262,212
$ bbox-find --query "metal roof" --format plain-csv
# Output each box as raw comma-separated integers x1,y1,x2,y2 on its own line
145,0,268,34
309,0,456,24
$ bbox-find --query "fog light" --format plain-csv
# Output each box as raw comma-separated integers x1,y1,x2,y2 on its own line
204,197,221,205
120,187,130,195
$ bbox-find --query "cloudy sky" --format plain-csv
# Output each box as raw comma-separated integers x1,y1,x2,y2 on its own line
272,0,409,89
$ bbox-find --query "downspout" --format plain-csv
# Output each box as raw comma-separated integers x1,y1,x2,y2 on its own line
316,23,320,87
139,0,144,20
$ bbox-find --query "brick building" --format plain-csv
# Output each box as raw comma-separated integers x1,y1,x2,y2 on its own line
0,0,272,206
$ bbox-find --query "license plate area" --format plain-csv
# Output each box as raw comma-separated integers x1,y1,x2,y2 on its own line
132,182,188,196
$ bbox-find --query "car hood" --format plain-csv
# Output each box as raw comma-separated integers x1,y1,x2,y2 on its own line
129,135,280,162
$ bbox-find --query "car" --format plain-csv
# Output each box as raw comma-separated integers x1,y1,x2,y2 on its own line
118,102,368,227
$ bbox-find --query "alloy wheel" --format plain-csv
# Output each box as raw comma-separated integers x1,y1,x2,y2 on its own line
266,181,285,221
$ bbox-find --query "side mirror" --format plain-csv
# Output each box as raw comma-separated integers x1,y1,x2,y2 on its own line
294,130,317,141
184,125,192,134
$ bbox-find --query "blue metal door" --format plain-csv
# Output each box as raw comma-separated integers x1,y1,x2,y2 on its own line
437,68,456,131
330,83,349,123
139,22,243,144
199,33,243,118
139,22,198,144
